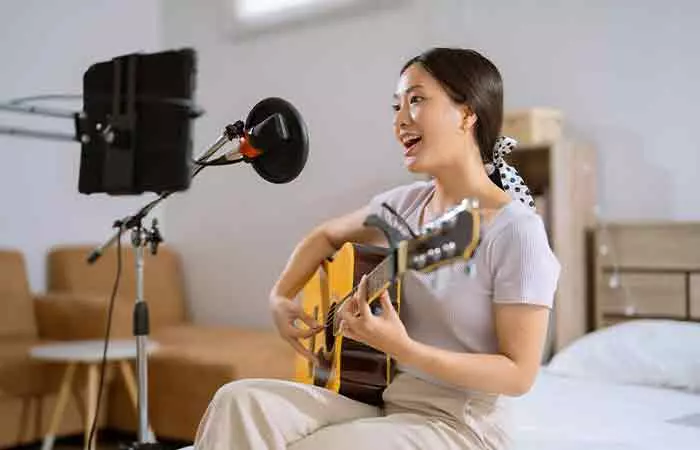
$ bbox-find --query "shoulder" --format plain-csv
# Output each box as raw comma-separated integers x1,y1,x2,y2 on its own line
486,201,548,246
369,179,434,216
485,201,558,269
486,202,561,305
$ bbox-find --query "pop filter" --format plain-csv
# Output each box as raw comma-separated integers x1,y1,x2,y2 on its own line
245,97,309,184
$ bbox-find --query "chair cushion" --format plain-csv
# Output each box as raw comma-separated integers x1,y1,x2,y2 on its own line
0,339,63,398
47,245,187,329
152,324,295,380
0,250,37,338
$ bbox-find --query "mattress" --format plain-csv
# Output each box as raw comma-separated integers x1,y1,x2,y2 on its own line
509,370,700,450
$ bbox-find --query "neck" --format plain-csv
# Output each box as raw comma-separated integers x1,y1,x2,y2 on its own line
430,155,510,215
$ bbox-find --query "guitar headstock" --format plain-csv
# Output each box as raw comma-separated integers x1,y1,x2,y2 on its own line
398,198,480,274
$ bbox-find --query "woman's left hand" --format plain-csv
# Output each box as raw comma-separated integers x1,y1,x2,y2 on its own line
338,275,412,359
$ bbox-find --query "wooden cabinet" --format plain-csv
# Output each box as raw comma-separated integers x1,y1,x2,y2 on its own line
505,118,597,354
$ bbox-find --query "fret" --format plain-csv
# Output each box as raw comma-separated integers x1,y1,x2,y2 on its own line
332,252,395,334
367,255,393,298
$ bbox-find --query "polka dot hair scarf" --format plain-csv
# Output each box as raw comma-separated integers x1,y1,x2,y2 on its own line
485,136,536,210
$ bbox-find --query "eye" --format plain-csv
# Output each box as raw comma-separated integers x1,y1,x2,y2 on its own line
409,95,424,104
391,103,400,112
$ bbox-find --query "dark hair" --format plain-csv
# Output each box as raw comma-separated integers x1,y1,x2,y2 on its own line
401,48,503,164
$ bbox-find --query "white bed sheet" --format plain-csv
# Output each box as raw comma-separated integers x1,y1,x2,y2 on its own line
508,369,700,450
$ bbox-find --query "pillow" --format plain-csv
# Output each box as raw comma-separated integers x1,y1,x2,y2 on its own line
546,319,700,393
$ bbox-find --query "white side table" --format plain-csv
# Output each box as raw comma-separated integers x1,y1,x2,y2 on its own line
30,339,158,450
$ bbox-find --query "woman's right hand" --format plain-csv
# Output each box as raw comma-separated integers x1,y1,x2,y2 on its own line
270,294,324,363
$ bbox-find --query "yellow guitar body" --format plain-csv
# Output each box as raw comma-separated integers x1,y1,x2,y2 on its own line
295,243,398,405
294,199,479,405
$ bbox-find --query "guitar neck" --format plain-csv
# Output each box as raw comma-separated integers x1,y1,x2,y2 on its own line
332,252,395,333
365,254,395,300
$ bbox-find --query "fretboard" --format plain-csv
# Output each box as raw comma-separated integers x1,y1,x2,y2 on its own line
366,255,394,298
333,254,395,333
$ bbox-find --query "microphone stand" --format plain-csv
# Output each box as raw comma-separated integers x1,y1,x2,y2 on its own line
87,122,246,450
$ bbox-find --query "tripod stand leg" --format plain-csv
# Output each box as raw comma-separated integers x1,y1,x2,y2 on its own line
120,361,156,441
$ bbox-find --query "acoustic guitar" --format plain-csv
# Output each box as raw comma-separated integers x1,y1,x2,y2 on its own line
296,199,481,406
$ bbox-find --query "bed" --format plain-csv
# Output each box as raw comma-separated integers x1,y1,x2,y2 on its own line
511,368,700,449
509,222,700,449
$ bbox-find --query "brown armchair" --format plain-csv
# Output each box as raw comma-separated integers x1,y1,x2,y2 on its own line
43,245,295,441
0,250,84,448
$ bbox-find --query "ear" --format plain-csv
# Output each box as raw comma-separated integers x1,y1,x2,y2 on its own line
460,107,478,132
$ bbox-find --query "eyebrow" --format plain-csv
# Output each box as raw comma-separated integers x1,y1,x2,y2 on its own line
393,84,424,99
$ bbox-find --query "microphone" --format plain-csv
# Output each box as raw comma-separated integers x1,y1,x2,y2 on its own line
213,113,287,161
206,97,309,184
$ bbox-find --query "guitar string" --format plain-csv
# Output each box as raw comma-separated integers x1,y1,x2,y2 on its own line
321,256,393,330
319,202,469,330
323,203,411,331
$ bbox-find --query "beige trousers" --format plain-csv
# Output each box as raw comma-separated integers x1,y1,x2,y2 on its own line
194,373,510,450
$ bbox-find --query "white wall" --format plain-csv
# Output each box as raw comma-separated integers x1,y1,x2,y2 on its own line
4,0,694,327
161,0,438,327
446,0,700,221
0,0,162,292
162,0,700,328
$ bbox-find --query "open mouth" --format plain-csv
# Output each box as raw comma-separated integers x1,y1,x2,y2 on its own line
402,136,422,154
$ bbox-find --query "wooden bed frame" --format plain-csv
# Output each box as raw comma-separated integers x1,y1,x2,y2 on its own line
589,222,700,331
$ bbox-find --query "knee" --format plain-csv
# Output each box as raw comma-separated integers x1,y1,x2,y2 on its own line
211,378,272,407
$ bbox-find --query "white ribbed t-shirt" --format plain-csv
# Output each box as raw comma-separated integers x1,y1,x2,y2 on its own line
368,180,561,388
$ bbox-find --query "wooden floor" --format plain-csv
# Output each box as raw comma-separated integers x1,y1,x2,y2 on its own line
8,431,191,450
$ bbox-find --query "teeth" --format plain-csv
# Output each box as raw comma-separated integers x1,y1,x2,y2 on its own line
402,136,421,145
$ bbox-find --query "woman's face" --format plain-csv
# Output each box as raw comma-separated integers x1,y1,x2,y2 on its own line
392,63,476,174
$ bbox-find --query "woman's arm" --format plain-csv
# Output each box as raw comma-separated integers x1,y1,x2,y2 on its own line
340,282,550,397
270,204,384,299
340,211,557,396
395,304,550,396
269,204,385,360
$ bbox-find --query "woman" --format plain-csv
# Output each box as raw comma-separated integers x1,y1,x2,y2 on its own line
195,47,560,450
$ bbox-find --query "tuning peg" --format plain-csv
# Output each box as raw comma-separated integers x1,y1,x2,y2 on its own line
427,248,439,264
412,253,427,270
432,247,443,263
441,241,457,258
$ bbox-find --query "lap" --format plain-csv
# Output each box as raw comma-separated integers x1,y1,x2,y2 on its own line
200,378,379,445
288,413,483,450
213,377,378,420
197,376,506,450
212,379,380,436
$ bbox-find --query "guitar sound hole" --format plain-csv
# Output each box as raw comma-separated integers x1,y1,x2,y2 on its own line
313,351,332,387
370,302,383,316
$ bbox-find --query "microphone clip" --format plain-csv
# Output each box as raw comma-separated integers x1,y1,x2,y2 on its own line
224,120,245,141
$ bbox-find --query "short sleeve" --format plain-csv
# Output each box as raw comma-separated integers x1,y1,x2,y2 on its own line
368,185,406,221
366,181,433,234
491,215,561,308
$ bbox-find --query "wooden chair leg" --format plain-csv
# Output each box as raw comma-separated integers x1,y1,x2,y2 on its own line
41,363,77,450
72,386,85,424
84,364,99,450
17,396,31,443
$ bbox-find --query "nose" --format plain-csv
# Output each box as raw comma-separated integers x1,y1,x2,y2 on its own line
393,103,411,132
